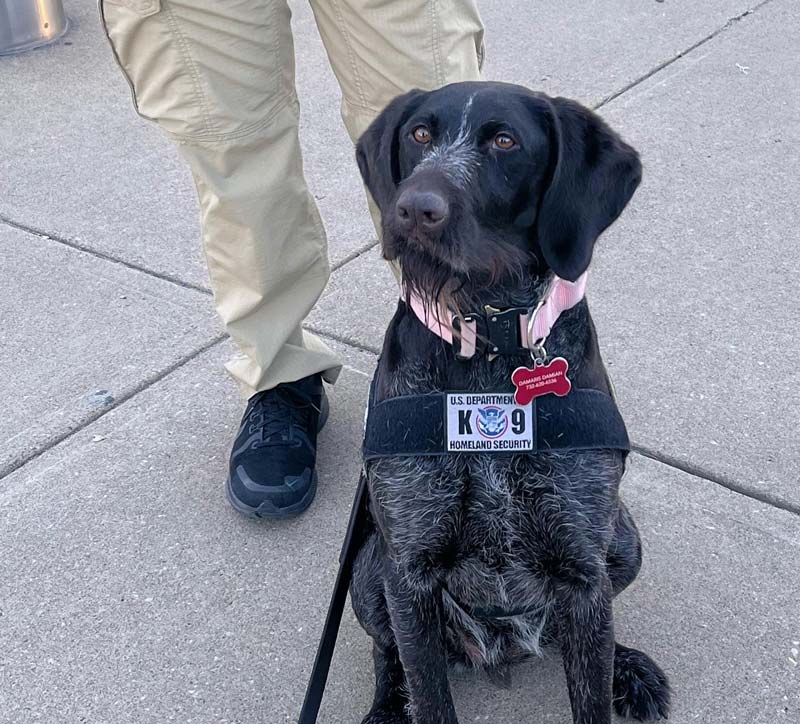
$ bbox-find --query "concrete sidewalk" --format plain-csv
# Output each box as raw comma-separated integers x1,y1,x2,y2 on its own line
1,1,798,723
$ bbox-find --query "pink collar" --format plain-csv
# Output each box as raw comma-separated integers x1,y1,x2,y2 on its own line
406,272,588,359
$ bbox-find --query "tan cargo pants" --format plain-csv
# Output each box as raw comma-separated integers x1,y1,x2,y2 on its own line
100,0,484,397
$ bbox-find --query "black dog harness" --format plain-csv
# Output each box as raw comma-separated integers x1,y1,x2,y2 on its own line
363,387,629,459
298,379,629,723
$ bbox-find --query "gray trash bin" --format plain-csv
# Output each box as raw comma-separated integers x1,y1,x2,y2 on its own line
0,0,69,55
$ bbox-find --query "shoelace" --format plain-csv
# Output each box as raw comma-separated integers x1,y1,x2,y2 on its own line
246,386,320,448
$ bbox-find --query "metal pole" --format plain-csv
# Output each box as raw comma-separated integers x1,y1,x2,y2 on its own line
0,0,69,56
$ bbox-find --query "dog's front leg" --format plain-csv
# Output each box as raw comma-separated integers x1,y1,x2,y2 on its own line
558,576,615,724
383,561,458,724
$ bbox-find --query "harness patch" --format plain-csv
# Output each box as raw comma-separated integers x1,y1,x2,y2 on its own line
362,385,630,460
445,393,533,452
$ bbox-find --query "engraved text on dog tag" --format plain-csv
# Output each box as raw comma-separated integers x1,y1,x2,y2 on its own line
511,358,572,405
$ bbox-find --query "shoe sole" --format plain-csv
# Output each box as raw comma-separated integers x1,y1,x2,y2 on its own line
225,388,330,520
226,470,319,519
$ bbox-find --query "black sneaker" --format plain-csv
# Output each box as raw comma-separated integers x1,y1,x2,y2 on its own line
226,373,329,519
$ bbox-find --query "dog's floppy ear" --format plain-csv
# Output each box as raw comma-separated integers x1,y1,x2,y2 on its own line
356,89,425,212
536,97,642,281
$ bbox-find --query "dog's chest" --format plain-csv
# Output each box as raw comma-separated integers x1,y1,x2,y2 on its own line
369,453,572,666
370,453,568,603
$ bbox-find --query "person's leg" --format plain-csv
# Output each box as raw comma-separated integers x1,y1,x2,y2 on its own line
309,0,484,273
311,0,483,153
100,0,341,395
100,0,339,518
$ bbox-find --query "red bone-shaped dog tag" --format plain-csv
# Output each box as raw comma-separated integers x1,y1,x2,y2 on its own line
511,358,572,405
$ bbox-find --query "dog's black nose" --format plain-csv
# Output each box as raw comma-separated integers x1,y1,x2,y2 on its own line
395,190,449,235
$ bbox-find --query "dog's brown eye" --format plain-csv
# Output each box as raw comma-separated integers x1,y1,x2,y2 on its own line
494,133,516,150
412,125,431,144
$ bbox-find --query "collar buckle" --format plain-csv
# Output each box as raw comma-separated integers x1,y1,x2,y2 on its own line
484,305,528,356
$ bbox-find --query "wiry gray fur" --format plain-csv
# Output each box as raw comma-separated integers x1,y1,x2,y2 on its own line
414,93,480,190
349,81,671,724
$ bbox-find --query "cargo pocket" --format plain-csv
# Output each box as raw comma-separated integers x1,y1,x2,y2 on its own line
100,0,291,141
99,0,214,138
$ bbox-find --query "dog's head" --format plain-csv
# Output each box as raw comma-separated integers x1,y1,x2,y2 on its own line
356,81,641,298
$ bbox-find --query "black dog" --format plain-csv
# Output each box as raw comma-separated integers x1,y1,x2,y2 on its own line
350,81,670,724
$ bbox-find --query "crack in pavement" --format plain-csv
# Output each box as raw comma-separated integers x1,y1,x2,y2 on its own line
0,334,228,482
0,212,377,290
0,213,213,296
594,0,776,110
303,325,381,355
331,239,380,272
0,325,374,485
633,444,800,517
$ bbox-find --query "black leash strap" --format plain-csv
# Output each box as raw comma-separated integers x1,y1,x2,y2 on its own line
297,472,369,724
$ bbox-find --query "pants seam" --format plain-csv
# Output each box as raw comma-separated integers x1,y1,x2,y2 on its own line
430,0,445,86
163,1,215,136
341,96,391,117
329,0,368,111
275,1,290,100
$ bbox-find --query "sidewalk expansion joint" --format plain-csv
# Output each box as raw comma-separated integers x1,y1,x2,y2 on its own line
304,325,381,355
0,334,227,483
594,0,775,110
633,444,800,517
0,213,213,297
1,210,376,293
331,239,380,272
0,327,377,482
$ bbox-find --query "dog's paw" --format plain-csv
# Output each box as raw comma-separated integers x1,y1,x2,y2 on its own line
613,644,671,721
